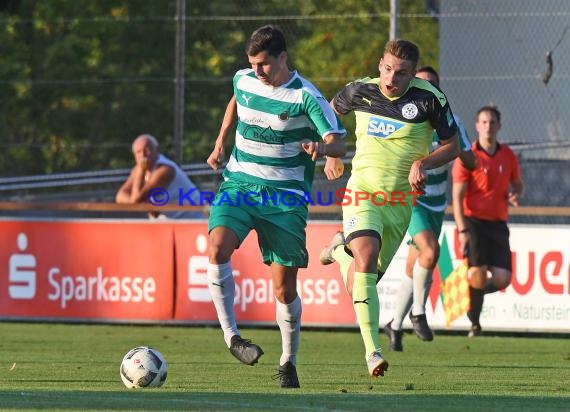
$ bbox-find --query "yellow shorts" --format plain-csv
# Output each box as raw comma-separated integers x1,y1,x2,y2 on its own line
341,180,412,273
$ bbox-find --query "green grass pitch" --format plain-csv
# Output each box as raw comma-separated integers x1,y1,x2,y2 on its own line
0,322,568,411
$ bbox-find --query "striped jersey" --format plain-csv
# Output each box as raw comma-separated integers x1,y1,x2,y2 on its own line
418,115,472,211
333,77,457,200
224,69,346,194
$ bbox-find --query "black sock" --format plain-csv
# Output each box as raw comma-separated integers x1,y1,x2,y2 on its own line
483,282,499,294
468,287,484,326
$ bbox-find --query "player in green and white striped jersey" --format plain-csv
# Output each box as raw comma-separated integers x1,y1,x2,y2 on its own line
418,116,473,212
222,67,344,194
384,66,476,351
205,25,346,388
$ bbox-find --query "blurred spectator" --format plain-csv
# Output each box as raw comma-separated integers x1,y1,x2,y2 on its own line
115,134,203,219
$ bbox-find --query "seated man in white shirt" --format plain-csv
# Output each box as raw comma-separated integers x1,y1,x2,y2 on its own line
116,134,203,219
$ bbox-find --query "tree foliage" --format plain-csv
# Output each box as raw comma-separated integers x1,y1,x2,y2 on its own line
0,0,438,177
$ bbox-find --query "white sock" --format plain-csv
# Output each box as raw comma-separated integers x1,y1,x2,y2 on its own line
411,262,433,316
207,262,239,347
276,295,302,366
392,274,413,330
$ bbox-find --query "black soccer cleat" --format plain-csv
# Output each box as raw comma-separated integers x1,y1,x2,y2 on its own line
384,320,404,351
229,335,264,366
409,312,434,341
272,361,300,388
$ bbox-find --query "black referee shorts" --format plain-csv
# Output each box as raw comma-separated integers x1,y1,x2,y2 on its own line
465,217,512,271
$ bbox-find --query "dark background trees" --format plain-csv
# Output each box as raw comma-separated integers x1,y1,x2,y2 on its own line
0,0,438,177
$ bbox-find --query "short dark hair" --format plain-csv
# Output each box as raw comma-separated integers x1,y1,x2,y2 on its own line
245,25,287,57
384,39,420,68
477,105,501,123
416,66,440,86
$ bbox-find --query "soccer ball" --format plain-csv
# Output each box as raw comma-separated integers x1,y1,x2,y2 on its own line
120,346,168,388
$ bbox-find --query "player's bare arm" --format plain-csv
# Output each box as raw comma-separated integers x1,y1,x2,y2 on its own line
508,178,525,206
208,95,237,170
323,156,345,180
422,133,460,170
459,150,477,171
302,134,346,162
409,133,460,192
452,180,470,256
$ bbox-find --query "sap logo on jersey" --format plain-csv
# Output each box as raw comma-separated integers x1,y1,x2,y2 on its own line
367,117,404,138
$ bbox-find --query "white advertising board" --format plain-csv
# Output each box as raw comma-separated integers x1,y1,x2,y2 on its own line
378,222,570,333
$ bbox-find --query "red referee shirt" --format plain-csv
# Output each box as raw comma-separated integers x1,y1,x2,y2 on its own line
452,141,521,222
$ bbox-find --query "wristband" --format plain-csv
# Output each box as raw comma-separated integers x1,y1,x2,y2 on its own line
458,228,469,234
316,142,326,158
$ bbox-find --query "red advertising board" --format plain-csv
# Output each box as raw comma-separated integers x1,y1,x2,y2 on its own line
2,218,567,333
0,220,174,321
173,222,357,326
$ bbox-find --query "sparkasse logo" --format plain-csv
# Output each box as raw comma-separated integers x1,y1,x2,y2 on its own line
8,233,37,299
6,232,158,309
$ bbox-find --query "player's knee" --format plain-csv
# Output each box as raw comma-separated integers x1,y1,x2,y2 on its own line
493,270,512,289
419,251,439,269
353,255,379,274
417,240,439,269
467,267,487,289
208,242,233,264
273,285,296,304
469,278,485,289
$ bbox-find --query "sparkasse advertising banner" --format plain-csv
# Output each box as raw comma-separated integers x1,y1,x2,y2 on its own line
0,220,174,321
460,224,570,331
1,219,568,333
173,222,356,325
379,223,570,333
174,221,570,333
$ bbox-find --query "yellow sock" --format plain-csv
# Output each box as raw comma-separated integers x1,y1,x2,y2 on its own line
352,271,381,357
